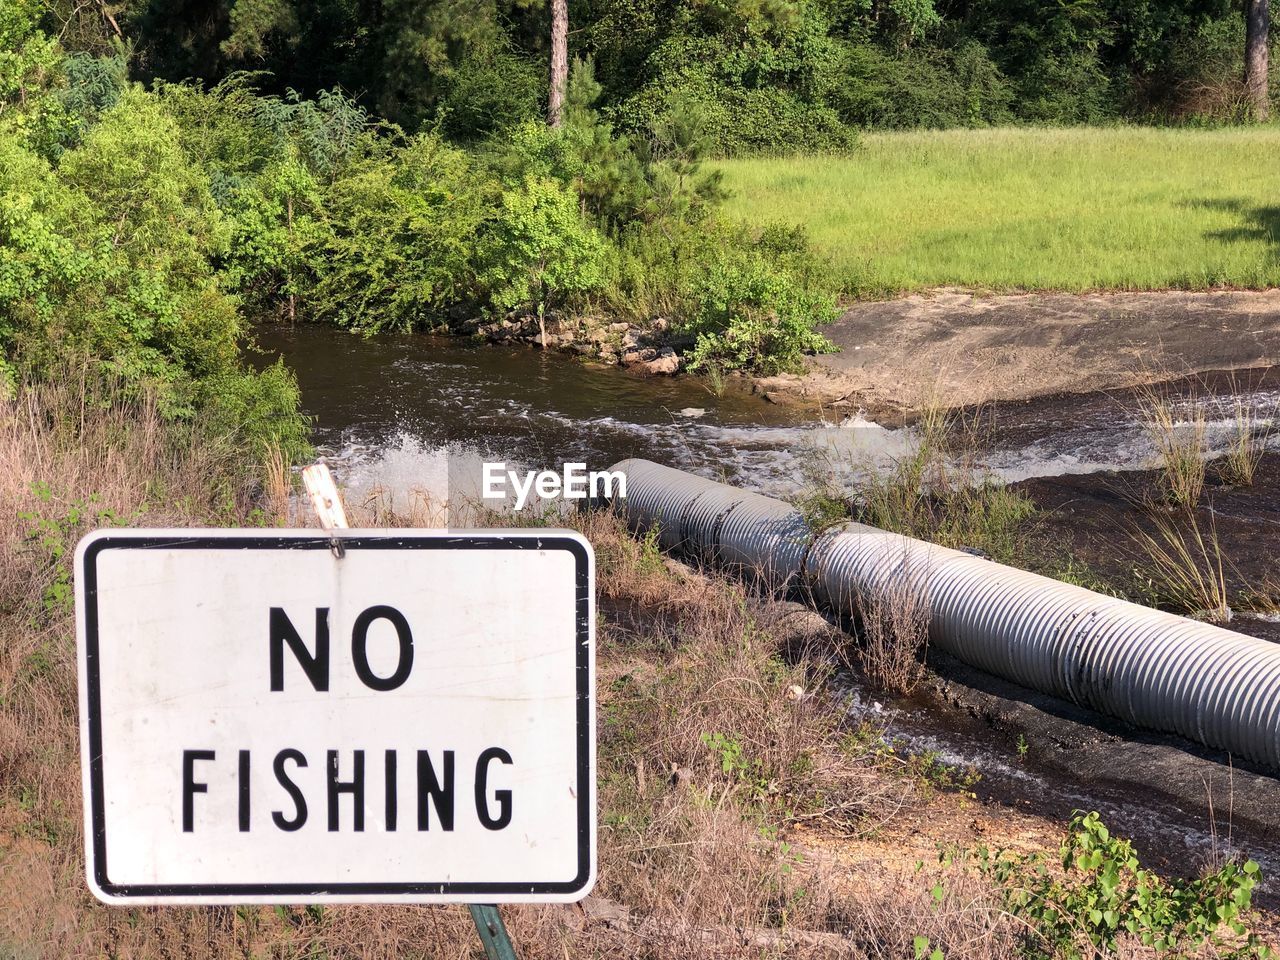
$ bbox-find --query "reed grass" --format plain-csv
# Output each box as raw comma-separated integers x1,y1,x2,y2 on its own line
853,403,1035,564
1215,400,1272,487
1131,509,1231,623
1136,384,1208,509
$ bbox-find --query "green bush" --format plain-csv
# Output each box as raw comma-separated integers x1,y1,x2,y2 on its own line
479,174,608,318
438,48,544,142
0,18,306,456
975,811,1274,959
310,133,494,332
683,252,835,376
197,360,310,462
840,41,1014,128
1,90,240,403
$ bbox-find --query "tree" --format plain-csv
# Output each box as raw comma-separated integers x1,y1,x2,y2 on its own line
1245,0,1270,120
548,0,567,126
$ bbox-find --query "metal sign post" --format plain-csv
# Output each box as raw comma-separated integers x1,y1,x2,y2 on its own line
75,464,594,960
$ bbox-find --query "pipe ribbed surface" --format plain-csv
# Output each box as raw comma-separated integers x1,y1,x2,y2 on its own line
611,459,1280,769
611,459,810,584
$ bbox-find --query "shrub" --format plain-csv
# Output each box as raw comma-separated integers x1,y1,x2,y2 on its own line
683,257,835,375
479,174,608,320
839,42,1014,128
0,26,306,454
438,48,544,142
976,811,1274,958
0,91,249,409
311,133,494,332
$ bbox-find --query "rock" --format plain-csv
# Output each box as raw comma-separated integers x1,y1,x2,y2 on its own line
608,321,631,333
761,389,806,406
622,346,658,367
651,317,670,333
635,349,680,375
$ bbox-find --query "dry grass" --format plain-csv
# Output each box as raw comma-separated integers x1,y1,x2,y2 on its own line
0,373,285,958
853,552,931,697
0,376,1039,959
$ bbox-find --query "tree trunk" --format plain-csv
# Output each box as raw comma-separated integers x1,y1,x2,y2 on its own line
285,195,297,324
548,0,568,127
1245,0,1270,121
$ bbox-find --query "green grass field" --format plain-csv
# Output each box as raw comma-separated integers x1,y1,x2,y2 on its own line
716,128,1280,296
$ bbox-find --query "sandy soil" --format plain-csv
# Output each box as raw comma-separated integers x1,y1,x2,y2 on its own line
761,288,1280,411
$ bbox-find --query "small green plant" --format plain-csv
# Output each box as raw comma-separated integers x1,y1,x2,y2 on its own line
913,935,945,960
636,523,664,574
794,488,849,535
19,483,124,615
1015,733,1028,760
976,811,1273,959
701,731,771,799
905,748,981,798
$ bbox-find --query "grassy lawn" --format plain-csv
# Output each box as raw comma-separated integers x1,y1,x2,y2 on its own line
716,127,1280,296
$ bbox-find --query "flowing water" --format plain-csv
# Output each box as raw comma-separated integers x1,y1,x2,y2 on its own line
254,325,1280,500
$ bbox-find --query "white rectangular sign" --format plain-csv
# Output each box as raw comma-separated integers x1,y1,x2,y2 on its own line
75,529,595,905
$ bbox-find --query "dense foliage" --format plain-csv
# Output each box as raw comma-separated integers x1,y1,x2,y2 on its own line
3,10,837,385
12,0,1272,383
1,4,307,456
44,0,1278,147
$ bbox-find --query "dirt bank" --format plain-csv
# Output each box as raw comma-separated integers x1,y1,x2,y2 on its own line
762,288,1280,411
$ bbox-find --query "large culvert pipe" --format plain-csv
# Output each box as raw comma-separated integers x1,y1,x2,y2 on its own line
610,459,1280,770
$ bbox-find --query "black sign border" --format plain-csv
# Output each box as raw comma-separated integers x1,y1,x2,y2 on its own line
80,532,593,900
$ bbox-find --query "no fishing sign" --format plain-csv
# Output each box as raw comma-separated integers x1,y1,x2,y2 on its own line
74,529,595,905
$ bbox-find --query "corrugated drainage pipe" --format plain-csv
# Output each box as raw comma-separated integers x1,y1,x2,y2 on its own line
609,459,1280,770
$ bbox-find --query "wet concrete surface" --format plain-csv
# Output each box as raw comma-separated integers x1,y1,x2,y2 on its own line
915,647,1280,900
805,288,1280,411
1015,452,1280,643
